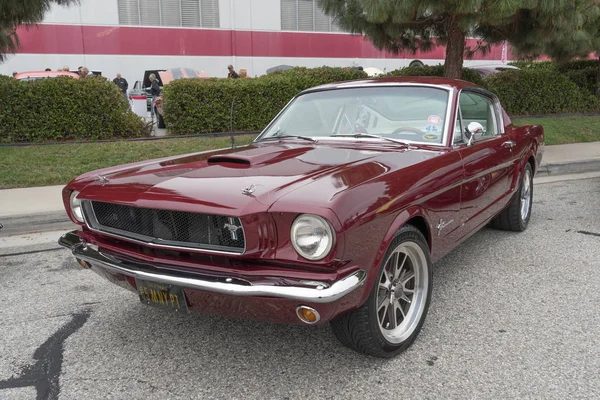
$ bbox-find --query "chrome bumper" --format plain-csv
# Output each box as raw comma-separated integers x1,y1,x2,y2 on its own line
58,231,367,304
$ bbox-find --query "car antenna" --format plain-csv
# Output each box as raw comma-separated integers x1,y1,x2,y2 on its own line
230,98,236,150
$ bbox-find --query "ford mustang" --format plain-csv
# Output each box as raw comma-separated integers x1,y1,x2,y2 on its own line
59,77,544,358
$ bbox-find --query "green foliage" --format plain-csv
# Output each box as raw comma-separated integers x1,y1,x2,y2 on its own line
508,61,557,70
317,0,586,78
162,67,368,134
1,0,80,62
509,60,600,97
485,69,600,116
0,76,149,143
384,65,486,86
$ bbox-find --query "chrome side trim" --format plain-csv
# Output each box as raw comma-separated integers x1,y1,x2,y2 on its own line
58,231,367,304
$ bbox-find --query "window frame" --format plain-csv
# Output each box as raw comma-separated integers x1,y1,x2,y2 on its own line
117,0,219,28
280,0,342,32
451,88,506,147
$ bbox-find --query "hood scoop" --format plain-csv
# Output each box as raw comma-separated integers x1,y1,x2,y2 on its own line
207,146,311,168
207,155,251,166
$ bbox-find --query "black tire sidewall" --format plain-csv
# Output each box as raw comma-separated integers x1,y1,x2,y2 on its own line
366,226,433,355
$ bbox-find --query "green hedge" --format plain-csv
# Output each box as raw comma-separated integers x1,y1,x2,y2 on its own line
160,64,600,135
0,75,149,143
163,67,368,134
385,65,486,86
485,69,600,115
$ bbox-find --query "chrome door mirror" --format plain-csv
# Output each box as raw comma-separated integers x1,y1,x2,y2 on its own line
465,122,484,146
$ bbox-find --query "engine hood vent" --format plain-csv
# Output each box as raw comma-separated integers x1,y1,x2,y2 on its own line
207,155,251,165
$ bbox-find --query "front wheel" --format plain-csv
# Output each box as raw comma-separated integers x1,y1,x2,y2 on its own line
330,225,432,358
491,163,533,231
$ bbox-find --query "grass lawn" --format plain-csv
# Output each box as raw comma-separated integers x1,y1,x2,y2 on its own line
0,135,257,189
514,116,600,145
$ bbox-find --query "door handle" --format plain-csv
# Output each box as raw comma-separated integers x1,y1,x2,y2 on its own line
502,141,516,148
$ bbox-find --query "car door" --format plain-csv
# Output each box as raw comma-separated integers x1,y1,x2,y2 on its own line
454,89,517,240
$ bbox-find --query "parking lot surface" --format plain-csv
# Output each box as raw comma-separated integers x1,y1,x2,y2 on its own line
1,176,599,400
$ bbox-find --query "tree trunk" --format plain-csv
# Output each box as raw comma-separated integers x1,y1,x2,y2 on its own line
444,20,466,79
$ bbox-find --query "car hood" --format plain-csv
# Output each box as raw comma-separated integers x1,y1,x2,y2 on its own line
73,142,441,216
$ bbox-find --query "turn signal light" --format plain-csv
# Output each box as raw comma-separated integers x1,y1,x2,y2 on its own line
76,258,91,269
296,306,320,324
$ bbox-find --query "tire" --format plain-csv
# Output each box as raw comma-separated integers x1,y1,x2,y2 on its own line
157,111,166,129
491,163,533,232
330,224,433,358
409,60,425,68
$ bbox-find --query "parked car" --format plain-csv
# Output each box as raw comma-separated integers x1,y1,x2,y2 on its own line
14,71,80,81
128,70,166,111
59,77,544,358
470,64,520,78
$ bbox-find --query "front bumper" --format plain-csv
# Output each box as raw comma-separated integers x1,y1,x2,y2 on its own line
58,230,367,305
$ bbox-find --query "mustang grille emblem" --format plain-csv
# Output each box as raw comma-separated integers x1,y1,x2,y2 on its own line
224,217,241,240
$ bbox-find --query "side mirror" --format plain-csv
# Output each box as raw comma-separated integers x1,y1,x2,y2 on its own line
465,122,484,146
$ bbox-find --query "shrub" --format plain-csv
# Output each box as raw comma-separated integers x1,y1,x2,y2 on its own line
163,67,368,134
485,69,600,115
384,65,486,86
0,76,149,143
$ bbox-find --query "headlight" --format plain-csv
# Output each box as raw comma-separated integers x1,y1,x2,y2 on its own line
69,190,84,223
291,214,334,261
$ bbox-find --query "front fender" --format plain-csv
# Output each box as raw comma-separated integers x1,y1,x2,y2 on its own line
354,206,433,307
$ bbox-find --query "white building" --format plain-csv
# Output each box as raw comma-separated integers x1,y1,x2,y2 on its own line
0,0,508,82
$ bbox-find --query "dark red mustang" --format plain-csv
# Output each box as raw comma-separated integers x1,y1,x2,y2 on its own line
59,77,544,358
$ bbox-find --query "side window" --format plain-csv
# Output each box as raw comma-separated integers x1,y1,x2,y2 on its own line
459,92,498,137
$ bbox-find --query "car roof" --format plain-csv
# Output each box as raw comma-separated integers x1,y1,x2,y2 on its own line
301,76,482,94
15,71,80,79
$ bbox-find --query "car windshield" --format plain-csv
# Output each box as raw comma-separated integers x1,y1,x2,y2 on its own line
260,86,450,144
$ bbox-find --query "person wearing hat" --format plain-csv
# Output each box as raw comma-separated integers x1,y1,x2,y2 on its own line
227,65,239,79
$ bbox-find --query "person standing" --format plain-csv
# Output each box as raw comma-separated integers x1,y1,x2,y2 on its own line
149,73,161,118
113,73,129,98
227,65,239,79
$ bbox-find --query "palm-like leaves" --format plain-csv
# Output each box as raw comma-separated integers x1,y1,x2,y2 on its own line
0,0,79,62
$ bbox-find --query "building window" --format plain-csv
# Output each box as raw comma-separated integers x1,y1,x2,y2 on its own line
281,0,344,32
118,0,220,28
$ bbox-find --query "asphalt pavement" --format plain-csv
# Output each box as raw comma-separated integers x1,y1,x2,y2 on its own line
0,174,599,399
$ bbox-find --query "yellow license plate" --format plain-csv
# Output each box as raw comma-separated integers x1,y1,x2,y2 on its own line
136,279,188,313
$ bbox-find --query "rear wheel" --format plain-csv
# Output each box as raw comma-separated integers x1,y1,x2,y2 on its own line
491,163,533,231
330,225,432,358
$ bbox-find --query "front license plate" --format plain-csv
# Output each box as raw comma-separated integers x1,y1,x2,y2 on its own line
136,279,188,313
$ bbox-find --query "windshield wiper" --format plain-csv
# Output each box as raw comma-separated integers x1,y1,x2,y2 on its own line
333,133,408,146
258,134,317,143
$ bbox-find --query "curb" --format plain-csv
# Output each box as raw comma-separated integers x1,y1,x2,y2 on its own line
0,211,75,237
537,159,600,177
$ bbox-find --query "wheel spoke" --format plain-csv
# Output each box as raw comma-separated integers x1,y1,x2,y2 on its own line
400,270,415,286
394,300,406,319
394,252,408,281
387,301,397,329
399,292,412,304
377,295,388,312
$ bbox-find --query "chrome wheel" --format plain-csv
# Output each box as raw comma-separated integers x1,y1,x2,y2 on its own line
377,241,429,344
520,167,532,221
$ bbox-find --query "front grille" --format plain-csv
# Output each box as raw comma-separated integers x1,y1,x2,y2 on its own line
83,201,245,253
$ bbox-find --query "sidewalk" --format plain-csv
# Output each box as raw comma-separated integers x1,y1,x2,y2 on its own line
1,141,599,230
